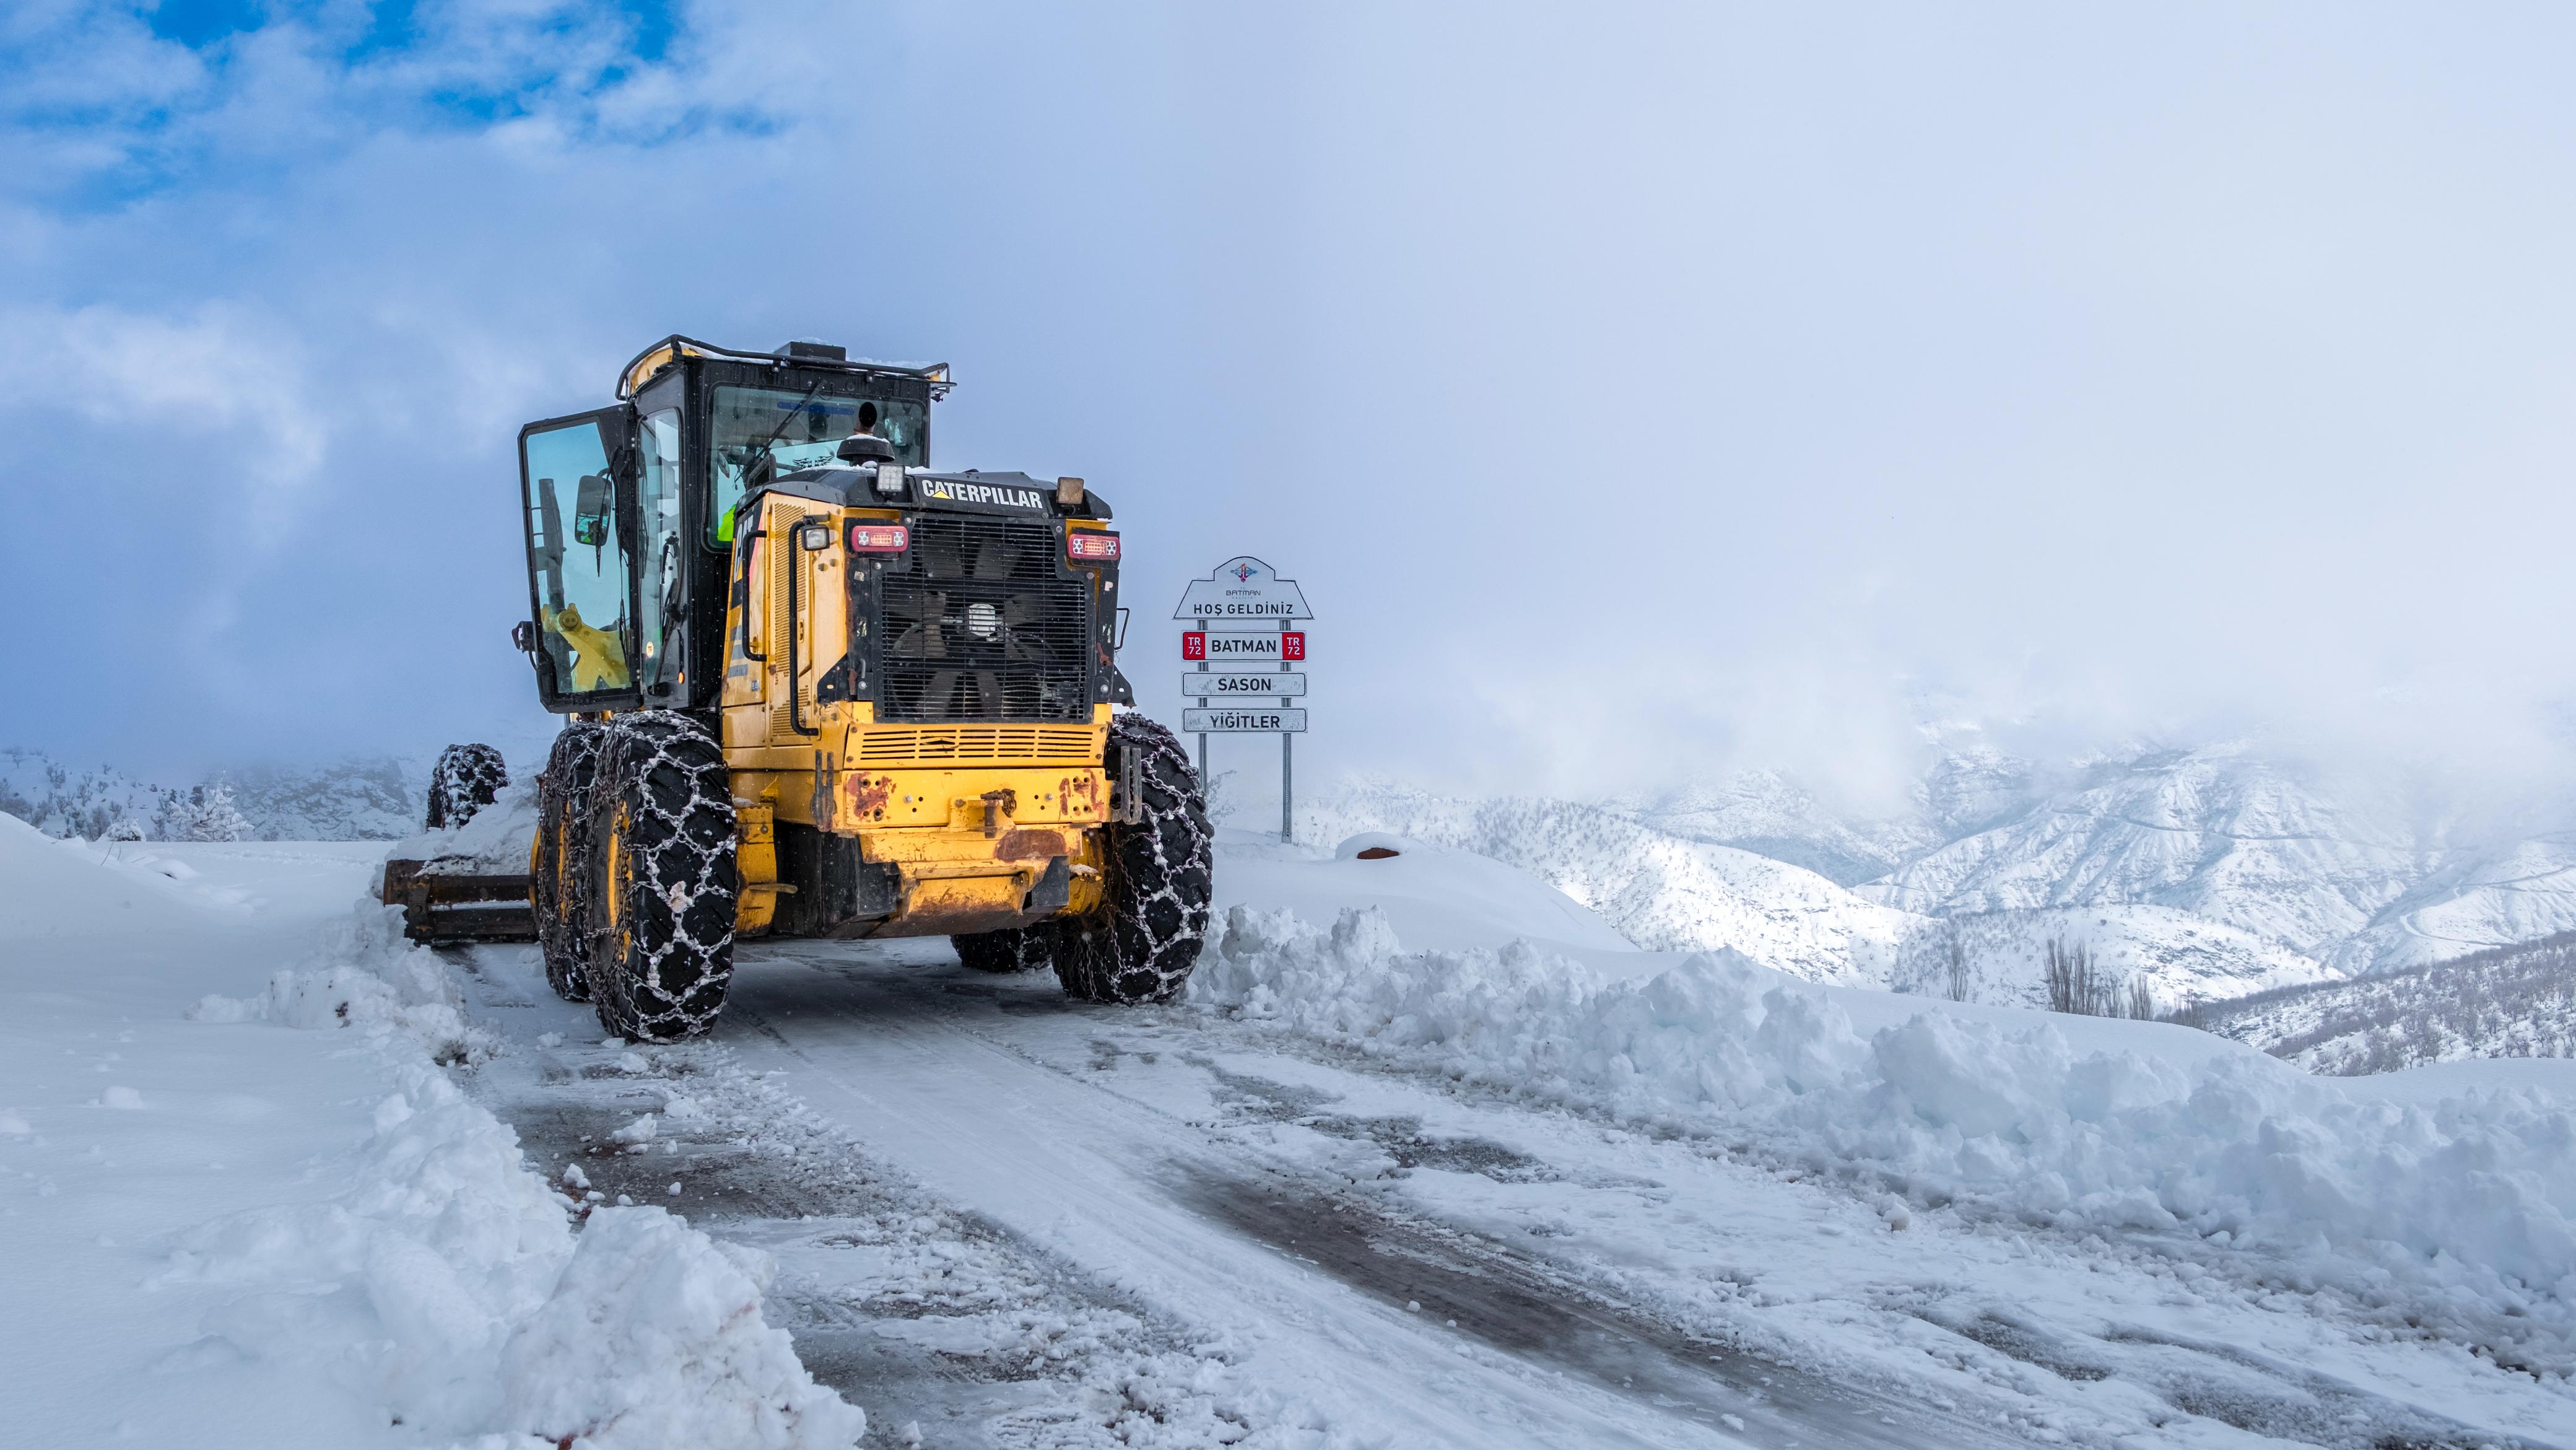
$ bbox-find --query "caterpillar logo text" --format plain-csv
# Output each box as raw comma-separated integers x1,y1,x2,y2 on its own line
919,478,1048,511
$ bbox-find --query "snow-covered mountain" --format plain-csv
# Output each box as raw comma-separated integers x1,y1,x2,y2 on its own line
0,749,176,839
1302,781,2336,1005
2187,933,2576,1073
224,758,426,841
2331,832,2576,975
1885,904,2338,1013
1864,743,2422,959
1300,783,1927,985
1608,747,2045,888
1605,739,2576,988
0,747,433,842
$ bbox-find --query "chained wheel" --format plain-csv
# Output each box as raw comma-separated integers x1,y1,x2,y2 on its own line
532,723,605,1002
1053,713,1213,1004
585,712,738,1041
427,743,508,829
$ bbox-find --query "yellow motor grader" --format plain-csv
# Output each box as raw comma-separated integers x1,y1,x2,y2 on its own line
402,336,1212,1041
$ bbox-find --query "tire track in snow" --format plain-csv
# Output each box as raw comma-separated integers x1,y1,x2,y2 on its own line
718,940,2012,1448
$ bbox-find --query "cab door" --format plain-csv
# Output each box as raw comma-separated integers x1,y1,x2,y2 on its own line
520,408,640,713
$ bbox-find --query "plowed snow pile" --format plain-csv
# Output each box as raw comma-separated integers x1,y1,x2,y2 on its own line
1,810,863,1449
1191,898,2576,1371
177,907,866,1449
386,779,541,873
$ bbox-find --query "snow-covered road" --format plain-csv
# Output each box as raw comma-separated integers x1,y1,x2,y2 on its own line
10,815,2572,1449
446,841,2576,1449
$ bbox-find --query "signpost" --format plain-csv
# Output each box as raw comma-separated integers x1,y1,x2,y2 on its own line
1182,707,1309,732
1175,557,1312,843
1181,673,1305,697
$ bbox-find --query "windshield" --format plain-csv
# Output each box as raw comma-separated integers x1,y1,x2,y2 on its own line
708,385,927,545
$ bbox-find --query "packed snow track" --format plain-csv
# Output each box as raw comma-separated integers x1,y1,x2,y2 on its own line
450,905,2576,1449
18,819,2566,1448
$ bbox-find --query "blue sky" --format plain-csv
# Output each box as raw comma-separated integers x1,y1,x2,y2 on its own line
7,2,2576,808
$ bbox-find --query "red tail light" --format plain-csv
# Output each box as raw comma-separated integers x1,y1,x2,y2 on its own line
1066,531,1121,563
846,523,909,552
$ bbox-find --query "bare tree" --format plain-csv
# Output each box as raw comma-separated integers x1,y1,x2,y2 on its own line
2125,976,2156,1021
1944,922,1972,1002
2045,936,2100,1015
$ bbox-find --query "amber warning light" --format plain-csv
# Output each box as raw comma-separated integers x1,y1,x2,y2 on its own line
846,523,909,552
1066,531,1121,562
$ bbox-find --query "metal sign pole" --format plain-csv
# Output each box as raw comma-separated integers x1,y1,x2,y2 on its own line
1281,721,1293,844
1196,658,1208,782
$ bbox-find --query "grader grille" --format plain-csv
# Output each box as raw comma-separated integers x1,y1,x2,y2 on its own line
880,513,1091,723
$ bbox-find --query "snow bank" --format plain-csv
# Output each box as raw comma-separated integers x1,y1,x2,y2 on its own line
1193,904,2576,1368
1212,832,1635,958
175,902,864,1448
385,779,540,874
0,810,211,937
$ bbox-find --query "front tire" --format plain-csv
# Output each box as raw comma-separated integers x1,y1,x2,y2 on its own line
1054,714,1213,1003
953,927,1055,974
533,724,606,1002
427,743,508,829
585,713,737,1042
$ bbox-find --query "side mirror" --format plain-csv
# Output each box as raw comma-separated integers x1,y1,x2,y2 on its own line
572,473,613,546
511,620,536,654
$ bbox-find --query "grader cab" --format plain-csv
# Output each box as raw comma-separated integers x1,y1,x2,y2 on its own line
398,336,1212,1041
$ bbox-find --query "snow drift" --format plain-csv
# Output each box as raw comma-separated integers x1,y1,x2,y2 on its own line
1191,903,2576,1370
175,902,865,1448
0,810,224,937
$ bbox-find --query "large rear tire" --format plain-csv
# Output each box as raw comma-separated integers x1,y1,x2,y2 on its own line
585,713,737,1042
953,927,1055,974
533,723,606,1003
1053,713,1213,1003
427,743,508,830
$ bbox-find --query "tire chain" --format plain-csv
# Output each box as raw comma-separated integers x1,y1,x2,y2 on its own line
533,723,606,1003
585,712,739,1042
1054,713,1214,1003
426,743,509,830
952,926,1057,973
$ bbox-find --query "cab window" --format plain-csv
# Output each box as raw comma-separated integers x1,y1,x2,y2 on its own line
708,385,926,545
635,408,682,691
523,419,632,695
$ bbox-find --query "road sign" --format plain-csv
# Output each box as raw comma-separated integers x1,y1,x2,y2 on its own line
1184,630,1304,662
1180,556,1315,845
1175,557,1313,622
1183,708,1307,733
1182,672,1306,697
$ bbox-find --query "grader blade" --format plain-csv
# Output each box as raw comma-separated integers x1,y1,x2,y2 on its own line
380,859,537,946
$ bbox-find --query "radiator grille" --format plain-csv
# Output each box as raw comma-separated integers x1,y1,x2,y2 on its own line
879,513,1091,723
854,726,1101,764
